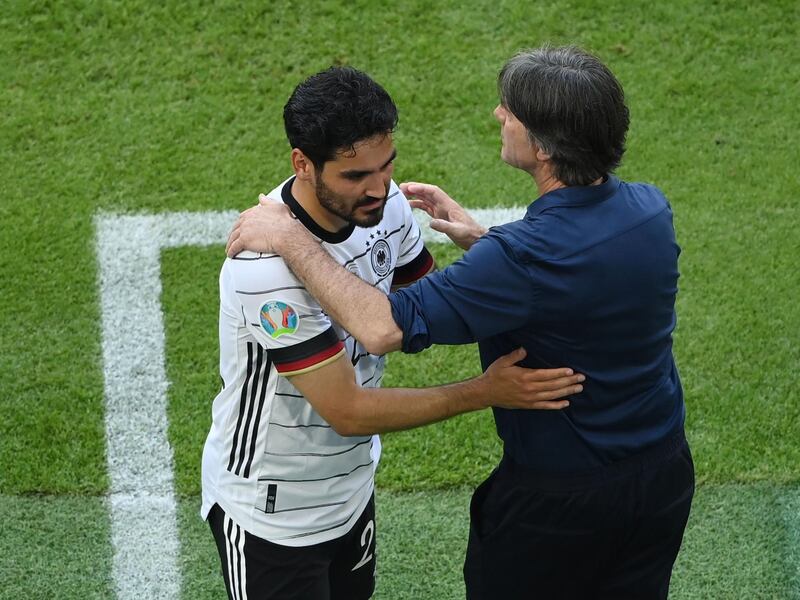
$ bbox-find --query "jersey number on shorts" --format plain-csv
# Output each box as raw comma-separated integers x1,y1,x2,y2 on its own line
351,519,375,571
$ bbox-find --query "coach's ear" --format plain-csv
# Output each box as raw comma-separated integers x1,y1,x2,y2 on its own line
291,148,316,183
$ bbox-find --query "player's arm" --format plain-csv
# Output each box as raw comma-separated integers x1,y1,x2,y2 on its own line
228,200,403,355
288,347,583,437
390,247,436,292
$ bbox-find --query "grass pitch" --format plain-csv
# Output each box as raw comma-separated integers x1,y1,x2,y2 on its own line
1,0,798,598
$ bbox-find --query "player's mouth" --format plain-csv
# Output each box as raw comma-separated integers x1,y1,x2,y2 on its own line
356,197,386,211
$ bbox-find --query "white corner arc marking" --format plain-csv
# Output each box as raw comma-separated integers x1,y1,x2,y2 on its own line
94,206,522,598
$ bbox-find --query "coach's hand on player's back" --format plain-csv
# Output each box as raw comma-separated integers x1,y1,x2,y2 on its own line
479,347,584,410
401,181,487,251
226,195,302,257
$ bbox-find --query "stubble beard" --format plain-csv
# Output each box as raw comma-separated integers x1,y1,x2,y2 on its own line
315,177,388,228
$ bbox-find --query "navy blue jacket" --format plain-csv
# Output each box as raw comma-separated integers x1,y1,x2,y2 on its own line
389,175,685,473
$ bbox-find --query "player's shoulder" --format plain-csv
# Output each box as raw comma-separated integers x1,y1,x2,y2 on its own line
223,252,296,293
223,176,297,280
382,179,413,222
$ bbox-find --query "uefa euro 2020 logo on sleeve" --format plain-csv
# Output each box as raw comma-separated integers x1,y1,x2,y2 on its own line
259,301,299,339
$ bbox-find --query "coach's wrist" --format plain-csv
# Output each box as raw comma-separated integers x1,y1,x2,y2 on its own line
274,217,308,253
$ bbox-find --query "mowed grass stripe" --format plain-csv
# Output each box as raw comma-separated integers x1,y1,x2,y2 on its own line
783,487,800,598
0,494,114,600
1,485,786,600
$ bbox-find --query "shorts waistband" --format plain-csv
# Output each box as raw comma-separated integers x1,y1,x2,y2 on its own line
499,429,688,492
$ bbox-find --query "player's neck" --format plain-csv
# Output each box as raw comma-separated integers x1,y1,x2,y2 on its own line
291,177,349,233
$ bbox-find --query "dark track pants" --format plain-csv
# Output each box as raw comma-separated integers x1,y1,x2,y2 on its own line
464,433,694,600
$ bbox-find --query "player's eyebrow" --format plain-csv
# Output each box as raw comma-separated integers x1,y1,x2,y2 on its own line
340,150,397,179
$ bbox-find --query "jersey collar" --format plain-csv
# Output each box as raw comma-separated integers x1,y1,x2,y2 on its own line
526,175,620,218
281,176,356,244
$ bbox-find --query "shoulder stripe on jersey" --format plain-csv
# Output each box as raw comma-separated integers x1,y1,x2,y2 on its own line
371,268,396,287
268,421,331,429
267,499,347,515
342,246,371,268
264,438,371,458
400,223,414,244
399,234,423,258
227,343,272,478
383,224,405,240
228,343,255,472
392,247,435,285
236,285,305,296
231,253,280,261
341,224,408,268
259,460,373,483
274,391,304,398
242,346,272,478
351,349,371,366
235,344,265,476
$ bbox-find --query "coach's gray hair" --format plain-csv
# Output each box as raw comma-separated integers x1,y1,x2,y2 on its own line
498,46,629,186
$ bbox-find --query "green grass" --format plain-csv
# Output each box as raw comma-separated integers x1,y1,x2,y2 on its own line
3,486,794,599
1,0,799,597
0,494,114,599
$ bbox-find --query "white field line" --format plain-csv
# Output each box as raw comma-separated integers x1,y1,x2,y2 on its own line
95,206,523,598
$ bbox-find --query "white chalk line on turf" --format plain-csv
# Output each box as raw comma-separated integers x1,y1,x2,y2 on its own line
95,206,524,599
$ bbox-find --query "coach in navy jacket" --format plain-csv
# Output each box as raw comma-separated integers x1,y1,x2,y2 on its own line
228,45,694,600
392,174,686,474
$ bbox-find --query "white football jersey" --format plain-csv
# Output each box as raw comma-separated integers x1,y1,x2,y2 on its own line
201,177,433,546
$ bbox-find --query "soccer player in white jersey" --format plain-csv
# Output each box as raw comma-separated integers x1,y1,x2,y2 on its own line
202,66,584,600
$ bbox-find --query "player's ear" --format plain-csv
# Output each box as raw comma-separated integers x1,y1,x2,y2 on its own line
291,149,316,183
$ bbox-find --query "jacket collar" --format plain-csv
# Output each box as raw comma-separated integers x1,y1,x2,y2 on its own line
526,175,620,218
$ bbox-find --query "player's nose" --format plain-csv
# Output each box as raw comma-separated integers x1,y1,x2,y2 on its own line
366,173,387,199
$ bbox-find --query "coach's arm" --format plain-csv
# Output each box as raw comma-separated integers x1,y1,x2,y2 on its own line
288,348,582,437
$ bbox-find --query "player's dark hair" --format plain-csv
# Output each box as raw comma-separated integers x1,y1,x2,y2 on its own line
498,46,630,186
283,66,398,170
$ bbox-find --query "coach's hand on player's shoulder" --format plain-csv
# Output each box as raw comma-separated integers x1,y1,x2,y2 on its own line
480,347,584,410
226,195,299,257
401,181,487,251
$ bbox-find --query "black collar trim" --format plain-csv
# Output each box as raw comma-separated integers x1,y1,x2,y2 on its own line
281,177,356,244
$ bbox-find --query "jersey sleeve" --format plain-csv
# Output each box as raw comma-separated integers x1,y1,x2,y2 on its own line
388,232,536,353
391,185,435,286
226,254,345,376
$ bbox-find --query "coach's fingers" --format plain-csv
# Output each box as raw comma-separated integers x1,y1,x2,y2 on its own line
227,237,244,257
407,198,434,217
534,384,584,402
525,373,585,392
525,367,577,381
226,224,240,256
401,181,441,202
499,347,528,366
259,193,281,206
528,399,571,410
